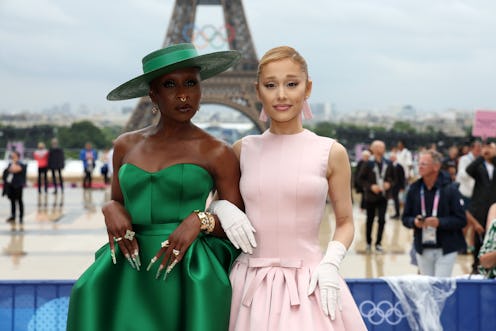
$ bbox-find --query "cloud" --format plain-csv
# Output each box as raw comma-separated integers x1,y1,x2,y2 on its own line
0,0,495,113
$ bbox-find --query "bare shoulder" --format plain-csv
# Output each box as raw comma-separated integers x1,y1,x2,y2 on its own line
202,133,237,162
112,128,149,161
329,141,349,162
113,129,145,150
328,141,351,176
194,131,238,176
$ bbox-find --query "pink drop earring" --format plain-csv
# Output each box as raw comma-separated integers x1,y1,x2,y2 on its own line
302,98,313,120
259,108,268,122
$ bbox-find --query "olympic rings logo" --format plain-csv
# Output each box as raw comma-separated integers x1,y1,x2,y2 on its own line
359,300,407,325
182,23,236,50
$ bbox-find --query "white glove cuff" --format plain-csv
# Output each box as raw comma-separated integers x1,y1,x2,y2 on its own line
322,241,347,270
207,200,239,230
206,200,221,214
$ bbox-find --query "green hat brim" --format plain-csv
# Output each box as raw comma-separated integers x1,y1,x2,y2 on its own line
107,50,240,101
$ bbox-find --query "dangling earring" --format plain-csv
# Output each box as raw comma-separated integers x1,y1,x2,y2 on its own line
152,105,158,115
259,108,268,122
302,98,313,120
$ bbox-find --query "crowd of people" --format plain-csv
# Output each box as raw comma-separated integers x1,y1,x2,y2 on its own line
2,139,65,231
354,138,496,277
32,138,66,194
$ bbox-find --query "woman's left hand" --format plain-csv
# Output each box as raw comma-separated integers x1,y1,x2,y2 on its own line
147,213,201,279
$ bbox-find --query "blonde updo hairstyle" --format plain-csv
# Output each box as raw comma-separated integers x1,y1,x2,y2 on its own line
256,46,309,83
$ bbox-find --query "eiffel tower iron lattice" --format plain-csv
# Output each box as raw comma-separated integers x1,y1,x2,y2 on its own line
124,0,266,133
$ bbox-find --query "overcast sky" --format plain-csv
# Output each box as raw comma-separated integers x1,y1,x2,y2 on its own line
1,0,495,114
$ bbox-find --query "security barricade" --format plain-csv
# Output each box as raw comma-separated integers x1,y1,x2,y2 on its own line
1,278,495,330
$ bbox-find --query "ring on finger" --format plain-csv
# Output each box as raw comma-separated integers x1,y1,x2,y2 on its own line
161,240,170,248
166,258,179,274
124,229,135,241
114,237,123,242
172,249,180,256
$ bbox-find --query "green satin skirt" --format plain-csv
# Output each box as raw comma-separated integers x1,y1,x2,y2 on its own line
66,223,240,331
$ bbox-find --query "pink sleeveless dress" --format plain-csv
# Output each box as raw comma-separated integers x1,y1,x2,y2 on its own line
229,129,366,331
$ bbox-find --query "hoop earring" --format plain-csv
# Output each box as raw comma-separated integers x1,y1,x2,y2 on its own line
259,108,268,122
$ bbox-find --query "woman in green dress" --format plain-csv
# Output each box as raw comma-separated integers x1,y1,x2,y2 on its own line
67,43,244,331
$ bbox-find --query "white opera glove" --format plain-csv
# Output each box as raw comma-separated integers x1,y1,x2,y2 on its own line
308,240,347,320
207,200,257,254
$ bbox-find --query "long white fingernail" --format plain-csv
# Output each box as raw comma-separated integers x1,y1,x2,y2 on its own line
132,257,140,271
125,254,136,269
155,265,163,279
147,257,158,272
134,250,141,267
110,249,116,265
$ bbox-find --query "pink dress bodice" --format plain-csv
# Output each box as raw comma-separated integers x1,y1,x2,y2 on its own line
239,129,331,264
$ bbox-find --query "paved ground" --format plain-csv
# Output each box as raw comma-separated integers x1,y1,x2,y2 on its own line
0,186,473,280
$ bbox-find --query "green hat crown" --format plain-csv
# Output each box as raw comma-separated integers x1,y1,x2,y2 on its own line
107,43,241,101
142,44,200,74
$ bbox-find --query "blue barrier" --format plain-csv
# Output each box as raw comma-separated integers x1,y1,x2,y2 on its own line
348,278,496,331
0,281,73,331
1,279,495,330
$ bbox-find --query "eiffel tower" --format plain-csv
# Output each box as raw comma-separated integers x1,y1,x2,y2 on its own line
124,0,265,133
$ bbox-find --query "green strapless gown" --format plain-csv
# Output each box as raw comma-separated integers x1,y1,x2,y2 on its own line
66,163,240,331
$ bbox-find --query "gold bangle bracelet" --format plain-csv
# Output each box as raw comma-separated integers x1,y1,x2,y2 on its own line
204,212,215,234
194,210,214,234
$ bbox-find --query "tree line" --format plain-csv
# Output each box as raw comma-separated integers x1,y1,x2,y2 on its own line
0,119,486,160
0,121,122,159
307,120,478,157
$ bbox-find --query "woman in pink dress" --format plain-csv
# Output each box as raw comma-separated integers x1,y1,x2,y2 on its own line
210,46,366,330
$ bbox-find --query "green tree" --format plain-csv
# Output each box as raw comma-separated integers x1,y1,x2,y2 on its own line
58,121,109,149
101,125,123,147
312,121,336,137
392,121,416,134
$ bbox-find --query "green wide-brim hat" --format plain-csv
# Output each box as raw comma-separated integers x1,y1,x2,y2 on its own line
107,43,241,100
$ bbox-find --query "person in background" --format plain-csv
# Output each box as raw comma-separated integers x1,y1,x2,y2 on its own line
389,152,405,220
460,143,470,156
48,138,65,194
402,150,466,277
396,139,413,183
354,149,371,211
442,145,459,180
33,142,49,194
223,45,366,330
466,141,496,274
456,140,482,255
2,151,27,231
358,140,394,253
100,148,111,185
67,43,244,331
79,142,97,189
478,203,496,278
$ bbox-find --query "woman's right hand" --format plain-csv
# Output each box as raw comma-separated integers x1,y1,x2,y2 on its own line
102,200,141,270
146,212,202,280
